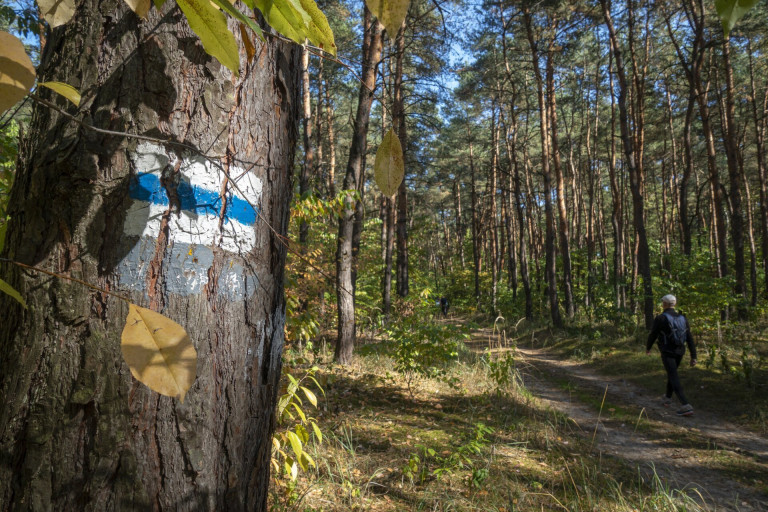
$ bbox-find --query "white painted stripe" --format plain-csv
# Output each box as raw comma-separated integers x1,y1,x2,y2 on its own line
124,142,262,254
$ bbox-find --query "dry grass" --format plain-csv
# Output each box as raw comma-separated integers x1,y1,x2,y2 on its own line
269,329,714,512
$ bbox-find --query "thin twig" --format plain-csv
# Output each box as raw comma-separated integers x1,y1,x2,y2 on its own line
1,258,132,303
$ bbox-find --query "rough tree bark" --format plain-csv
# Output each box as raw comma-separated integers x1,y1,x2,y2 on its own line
0,0,299,509
393,21,409,299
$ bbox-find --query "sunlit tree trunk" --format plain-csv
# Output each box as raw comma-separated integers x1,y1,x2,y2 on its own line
335,8,382,363
393,21,409,298
546,35,574,318
0,0,299,508
524,8,561,327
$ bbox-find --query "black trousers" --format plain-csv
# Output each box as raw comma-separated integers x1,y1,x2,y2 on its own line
661,353,689,405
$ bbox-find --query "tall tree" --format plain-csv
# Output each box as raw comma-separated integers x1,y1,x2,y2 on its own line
601,0,654,328
0,0,299,507
335,7,383,364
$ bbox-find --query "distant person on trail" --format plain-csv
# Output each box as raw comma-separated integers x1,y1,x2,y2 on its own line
439,297,449,318
646,294,697,417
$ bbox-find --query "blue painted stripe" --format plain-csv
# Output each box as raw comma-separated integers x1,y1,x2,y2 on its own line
129,173,258,225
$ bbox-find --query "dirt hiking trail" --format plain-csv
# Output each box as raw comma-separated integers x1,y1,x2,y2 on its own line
467,326,768,512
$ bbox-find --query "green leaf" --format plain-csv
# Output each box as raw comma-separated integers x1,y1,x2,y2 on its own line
0,221,7,253
286,430,303,459
153,0,167,9
300,386,317,407
175,0,240,75
715,0,758,37
208,0,264,40
0,32,36,114
0,277,26,308
254,0,306,44
38,82,81,107
290,401,307,422
374,127,404,197
364,0,409,36
297,0,336,55
311,421,322,444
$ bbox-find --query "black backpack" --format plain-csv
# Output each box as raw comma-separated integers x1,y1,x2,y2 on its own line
662,311,687,348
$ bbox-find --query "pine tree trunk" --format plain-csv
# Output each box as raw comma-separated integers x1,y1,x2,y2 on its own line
393,22,409,298
0,1,299,508
335,8,382,364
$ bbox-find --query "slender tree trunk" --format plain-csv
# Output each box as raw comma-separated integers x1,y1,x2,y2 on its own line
490,103,500,314
0,1,299,508
722,36,747,315
300,46,314,248
748,43,768,298
393,21,409,298
381,195,394,319
602,0,653,328
524,8,561,327
335,8,382,363
468,128,481,307
325,77,337,198
607,39,625,309
454,179,465,269
546,37,574,318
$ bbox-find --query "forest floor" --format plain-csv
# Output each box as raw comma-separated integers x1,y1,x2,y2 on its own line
270,319,768,511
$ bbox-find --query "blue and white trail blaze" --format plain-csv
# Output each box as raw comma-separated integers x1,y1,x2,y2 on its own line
117,142,262,299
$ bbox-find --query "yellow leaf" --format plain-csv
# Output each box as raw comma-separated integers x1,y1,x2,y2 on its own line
123,0,152,18
364,0,409,36
374,127,404,197
298,0,336,55
286,430,303,459
121,304,197,402
38,0,76,27
0,277,26,309
301,386,317,407
38,81,81,107
176,0,240,76
0,32,36,114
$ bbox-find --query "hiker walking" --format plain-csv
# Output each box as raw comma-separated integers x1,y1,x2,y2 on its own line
646,294,697,416
439,297,449,318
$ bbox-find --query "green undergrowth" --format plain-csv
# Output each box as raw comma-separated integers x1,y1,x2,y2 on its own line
269,317,717,511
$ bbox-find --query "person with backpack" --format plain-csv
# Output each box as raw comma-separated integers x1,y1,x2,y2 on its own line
646,294,698,416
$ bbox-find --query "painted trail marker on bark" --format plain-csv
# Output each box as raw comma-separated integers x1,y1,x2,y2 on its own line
118,142,261,300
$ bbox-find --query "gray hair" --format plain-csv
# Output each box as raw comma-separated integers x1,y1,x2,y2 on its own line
661,294,677,306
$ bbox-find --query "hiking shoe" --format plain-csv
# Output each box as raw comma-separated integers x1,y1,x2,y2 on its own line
661,395,673,407
676,404,694,416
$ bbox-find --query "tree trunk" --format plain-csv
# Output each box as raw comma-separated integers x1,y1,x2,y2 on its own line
748,42,768,299
468,128,481,307
524,8,561,327
602,0,653,328
722,36,747,315
393,21,409,298
335,8,383,363
546,37,574,318
0,1,299,509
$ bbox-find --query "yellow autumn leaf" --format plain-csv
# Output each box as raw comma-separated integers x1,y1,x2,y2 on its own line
38,0,77,27
0,32,36,114
374,127,404,197
364,0,409,36
38,81,81,107
121,304,197,402
123,0,152,18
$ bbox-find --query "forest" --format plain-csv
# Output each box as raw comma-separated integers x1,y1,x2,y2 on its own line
1,0,767,510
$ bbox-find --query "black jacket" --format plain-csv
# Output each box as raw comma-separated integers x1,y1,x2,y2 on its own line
646,308,697,359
